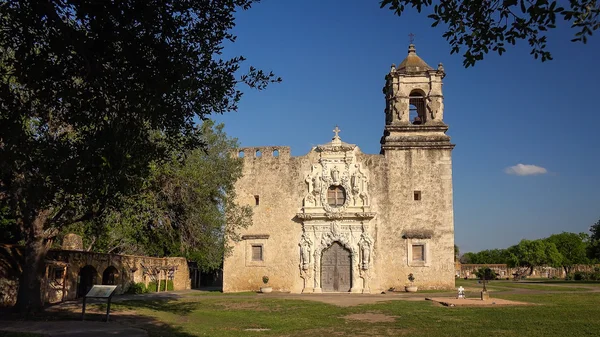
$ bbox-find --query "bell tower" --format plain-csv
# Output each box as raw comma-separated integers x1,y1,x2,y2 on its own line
381,44,453,152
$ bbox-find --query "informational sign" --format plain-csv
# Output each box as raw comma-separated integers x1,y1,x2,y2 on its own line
82,285,118,322
85,285,118,298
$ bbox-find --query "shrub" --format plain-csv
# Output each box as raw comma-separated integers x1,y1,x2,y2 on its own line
565,273,573,281
127,282,147,294
475,267,496,280
590,272,600,281
146,280,174,292
574,271,587,281
262,275,269,284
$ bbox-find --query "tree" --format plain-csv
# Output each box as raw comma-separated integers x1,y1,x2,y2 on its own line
545,232,589,275
0,0,279,314
475,266,496,280
507,239,562,276
589,218,600,261
380,0,600,67
65,121,251,271
454,244,459,262
460,249,510,264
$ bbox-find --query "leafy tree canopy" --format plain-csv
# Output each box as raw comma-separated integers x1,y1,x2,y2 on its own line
589,218,600,261
0,0,278,314
545,232,589,274
507,239,562,275
380,0,600,67
460,248,510,264
475,266,497,280
61,121,251,272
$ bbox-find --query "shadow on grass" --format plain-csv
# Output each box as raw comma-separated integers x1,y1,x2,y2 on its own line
0,299,201,337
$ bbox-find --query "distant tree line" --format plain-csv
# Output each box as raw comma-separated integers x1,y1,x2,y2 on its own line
459,218,600,278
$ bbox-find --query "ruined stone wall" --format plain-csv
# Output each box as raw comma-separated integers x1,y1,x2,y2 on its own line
0,245,190,307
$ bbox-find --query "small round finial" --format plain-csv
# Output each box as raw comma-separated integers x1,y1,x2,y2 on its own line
408,44,416,54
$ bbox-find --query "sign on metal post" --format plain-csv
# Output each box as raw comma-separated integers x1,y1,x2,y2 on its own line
81,285,118,322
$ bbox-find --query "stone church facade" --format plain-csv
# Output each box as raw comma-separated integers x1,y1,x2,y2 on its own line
223,45,455,293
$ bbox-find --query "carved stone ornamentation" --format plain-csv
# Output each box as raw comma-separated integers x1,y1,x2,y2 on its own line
358,232,374,270
299,233,313,271
297,128,377,294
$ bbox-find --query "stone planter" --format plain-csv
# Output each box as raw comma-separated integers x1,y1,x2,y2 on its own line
405,285,418,293
260,286,272,293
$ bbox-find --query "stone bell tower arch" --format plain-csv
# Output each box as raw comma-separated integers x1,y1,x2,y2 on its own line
381,43,452,152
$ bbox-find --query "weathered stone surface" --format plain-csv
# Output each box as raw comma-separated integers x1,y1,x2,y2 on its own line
0,244,190,307
223,45,456,294
62,233,84,251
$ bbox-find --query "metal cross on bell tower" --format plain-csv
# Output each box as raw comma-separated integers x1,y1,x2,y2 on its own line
408,33,415,44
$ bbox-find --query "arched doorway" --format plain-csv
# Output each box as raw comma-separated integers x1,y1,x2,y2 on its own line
102,266,119,285
321,242,351,292
77,265,98,298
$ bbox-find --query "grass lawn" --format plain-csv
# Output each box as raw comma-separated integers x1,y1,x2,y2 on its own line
455,278,593,292
96,284,600,337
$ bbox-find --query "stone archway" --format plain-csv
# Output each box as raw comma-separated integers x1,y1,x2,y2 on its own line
320,242,352,292
77,265,98,298
102,266,119,285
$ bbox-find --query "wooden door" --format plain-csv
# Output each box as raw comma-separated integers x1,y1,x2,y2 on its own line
321,242,351,292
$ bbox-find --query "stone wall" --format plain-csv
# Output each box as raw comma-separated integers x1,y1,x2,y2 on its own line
455,263,600,279
0,244,190,307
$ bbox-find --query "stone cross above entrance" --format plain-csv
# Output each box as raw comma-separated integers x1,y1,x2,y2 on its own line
333,126,341,139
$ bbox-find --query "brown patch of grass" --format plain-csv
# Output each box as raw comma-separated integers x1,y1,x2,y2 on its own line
343,312,398,323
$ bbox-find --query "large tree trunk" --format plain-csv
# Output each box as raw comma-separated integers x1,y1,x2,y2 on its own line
15,210,50,315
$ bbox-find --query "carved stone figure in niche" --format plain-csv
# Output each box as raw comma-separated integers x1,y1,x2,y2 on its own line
362,244,370,270
351,171,360,194
358,233,374,270
299,234,313,271
301,244,310,270
313,175,322,195
305,174,314,194
331,166,340,184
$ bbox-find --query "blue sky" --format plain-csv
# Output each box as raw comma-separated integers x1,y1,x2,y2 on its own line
214,0,600,253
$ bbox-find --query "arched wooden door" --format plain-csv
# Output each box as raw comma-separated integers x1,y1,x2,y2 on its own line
321,242,351,292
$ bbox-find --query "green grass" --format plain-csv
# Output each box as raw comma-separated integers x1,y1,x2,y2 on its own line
188,291,258,296
102,289,600,337
455,278,593,291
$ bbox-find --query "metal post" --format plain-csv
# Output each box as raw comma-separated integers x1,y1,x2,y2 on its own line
81,297,86,321
106,298,112,322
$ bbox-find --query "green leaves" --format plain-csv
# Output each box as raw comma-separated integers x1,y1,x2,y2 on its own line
380,0,600,67
67,121,251,272
0,1,276,311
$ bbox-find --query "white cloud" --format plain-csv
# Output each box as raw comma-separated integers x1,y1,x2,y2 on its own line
504,164,548,176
